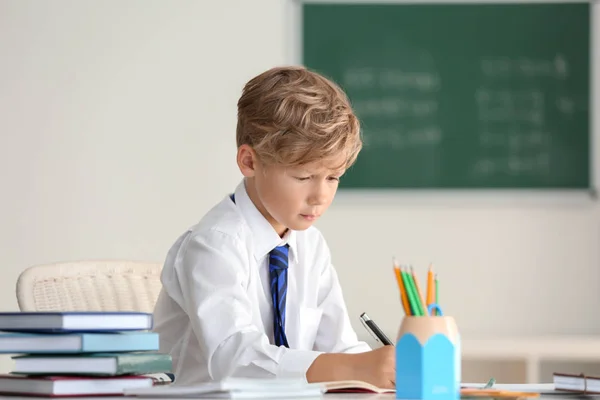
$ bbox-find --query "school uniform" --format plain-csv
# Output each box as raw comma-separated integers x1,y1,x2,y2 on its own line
152,179,370,385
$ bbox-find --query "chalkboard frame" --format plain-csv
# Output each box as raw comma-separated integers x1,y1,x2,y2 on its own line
285,0,599,199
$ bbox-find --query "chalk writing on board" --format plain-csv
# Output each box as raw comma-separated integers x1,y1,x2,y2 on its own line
479,130,548,148
556,96,575,115
480,53,568,79
473,153,551,176
352,98,438,118
340,51,579,181
471,54,571,178
475,89,545,125
343,66,441,151
362,126,442,150
343,68,440,92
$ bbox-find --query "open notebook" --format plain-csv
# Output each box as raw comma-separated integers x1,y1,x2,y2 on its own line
320,380,394,394
124,378,396,398
328,381,552,396
124,378,324,398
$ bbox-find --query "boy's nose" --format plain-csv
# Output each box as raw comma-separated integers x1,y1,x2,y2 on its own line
308,188,328,206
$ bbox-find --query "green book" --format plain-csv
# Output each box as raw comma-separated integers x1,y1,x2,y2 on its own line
12,352,172,376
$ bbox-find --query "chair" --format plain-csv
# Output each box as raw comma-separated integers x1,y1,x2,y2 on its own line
16,260,163,312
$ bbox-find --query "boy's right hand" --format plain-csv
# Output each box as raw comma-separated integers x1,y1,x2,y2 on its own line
306,345,395,389
347,345,395,389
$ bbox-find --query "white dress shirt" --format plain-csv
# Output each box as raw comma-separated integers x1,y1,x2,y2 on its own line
152,179,371,385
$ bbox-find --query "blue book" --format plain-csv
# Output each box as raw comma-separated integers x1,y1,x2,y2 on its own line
0,312,152,332
0,332,159,353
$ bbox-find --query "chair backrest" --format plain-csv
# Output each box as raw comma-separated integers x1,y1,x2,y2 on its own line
16,260,163,312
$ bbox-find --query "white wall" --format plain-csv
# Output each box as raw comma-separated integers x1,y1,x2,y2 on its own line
1,0,599,377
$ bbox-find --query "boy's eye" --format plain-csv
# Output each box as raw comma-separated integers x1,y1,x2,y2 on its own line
295,176,310,181
328,176,340,181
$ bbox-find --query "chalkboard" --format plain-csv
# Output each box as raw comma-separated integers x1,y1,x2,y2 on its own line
301,2,591,189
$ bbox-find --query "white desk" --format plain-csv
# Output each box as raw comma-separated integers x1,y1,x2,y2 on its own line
0,396,591,400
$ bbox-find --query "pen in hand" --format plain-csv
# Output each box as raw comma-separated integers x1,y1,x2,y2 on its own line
360,312,394,346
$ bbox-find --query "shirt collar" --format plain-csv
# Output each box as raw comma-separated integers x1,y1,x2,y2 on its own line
233,179,298,264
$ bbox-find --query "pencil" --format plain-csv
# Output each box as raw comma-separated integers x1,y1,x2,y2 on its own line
410,266,427,316
434,273,439,316
404,266,424,316
393,259,411,316
400,266,418,316
426,264,435,313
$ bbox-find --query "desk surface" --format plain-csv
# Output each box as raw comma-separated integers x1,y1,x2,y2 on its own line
0,395,592,400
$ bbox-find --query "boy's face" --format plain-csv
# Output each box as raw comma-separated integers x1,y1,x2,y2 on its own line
243,150,346,237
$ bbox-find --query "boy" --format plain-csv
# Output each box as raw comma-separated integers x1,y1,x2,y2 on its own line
152,66,395,387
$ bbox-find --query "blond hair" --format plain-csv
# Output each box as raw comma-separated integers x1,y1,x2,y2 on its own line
236,66,362,169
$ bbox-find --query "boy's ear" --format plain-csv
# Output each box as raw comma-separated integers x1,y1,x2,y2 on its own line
237,144,257,177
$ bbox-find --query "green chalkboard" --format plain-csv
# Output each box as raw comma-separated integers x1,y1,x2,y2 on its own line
302,2,591,189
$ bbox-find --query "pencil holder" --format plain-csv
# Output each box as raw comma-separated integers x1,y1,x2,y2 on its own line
395,312,460,400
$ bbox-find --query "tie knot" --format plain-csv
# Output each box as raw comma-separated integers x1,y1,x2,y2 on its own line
269,245,289,271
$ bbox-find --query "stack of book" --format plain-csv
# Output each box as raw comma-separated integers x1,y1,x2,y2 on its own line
0,311,173,397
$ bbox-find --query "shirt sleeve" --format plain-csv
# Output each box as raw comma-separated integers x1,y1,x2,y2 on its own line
173,229,323,381
312,236,372,354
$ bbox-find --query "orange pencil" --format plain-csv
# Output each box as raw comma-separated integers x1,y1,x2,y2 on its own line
426,264,435,307
410,266,427,315
393,259,411,316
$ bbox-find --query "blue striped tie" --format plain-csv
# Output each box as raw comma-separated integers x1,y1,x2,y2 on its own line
269,245,289,347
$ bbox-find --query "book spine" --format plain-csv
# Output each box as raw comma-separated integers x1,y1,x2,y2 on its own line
81,333,159,352
115,354,172,375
